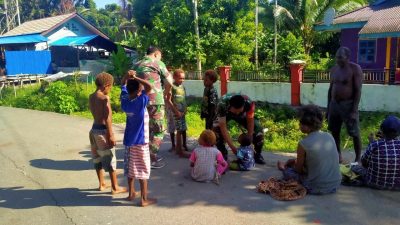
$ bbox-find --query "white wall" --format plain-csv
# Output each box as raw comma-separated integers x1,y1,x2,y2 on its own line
184,80,291,104
301,83,400,112
185,80,400,112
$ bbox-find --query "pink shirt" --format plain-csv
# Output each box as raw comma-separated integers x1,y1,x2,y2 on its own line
189,146,227,182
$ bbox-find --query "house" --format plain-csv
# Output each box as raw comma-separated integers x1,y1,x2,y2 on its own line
315,0,400,82
0,12,118,76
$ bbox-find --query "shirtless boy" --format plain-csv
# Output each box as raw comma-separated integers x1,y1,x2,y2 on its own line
89,72,126,194
327,47,363,162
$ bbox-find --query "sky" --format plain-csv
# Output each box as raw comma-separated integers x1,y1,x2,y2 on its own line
94,0,120,9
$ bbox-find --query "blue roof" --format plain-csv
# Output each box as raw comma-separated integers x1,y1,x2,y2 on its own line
0,34,48,45
50,35,98,46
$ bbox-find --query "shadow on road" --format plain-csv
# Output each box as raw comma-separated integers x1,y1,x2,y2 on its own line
0,186,131,209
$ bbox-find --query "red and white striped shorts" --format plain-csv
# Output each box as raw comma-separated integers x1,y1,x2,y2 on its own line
126,145,151,179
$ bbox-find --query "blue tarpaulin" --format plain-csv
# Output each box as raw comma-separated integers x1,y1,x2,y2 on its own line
5,51,52,76
50,35,98,46
49,35,117,52
0,34,47,45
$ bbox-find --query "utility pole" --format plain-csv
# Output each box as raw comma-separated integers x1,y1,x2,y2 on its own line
255,0,259,70
193,0,202,72
1,0,21,35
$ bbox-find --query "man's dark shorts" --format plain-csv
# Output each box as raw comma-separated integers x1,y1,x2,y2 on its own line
328,100,360,137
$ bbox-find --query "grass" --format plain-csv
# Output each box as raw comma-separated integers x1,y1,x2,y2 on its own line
1,81,398,153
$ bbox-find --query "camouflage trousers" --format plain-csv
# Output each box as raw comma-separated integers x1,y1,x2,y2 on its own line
147,105,165,154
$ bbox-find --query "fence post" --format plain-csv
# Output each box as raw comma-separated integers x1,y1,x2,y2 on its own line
290,60,306,106
218,66,231,96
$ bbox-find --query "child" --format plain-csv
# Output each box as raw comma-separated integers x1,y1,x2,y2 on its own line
277,105,341,194
229,133,255,171
166,103,176,152
165,69,190,157
120,70,156,206
190,130,228,183
89,72,126,194
201,70,218,129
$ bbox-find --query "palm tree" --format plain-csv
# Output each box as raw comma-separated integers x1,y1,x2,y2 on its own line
275,0,368,55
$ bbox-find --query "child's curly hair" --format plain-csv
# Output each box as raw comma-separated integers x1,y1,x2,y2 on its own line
204,69,218,83
199,129,216,146
173,69,185,77
95,72,114,88
298,104,323,131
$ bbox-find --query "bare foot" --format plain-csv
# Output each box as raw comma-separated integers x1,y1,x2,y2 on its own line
99,183,110,191
111,187,128,195
140,198,157,207
277,161,286,171
126,191,140,201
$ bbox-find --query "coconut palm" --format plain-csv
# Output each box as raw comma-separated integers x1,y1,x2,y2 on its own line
275,0,368,55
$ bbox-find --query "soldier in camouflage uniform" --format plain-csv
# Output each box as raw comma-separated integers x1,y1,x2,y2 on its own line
212,93,266,164
132,46,173,168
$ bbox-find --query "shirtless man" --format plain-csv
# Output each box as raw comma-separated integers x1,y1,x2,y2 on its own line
327,47,363,163
89,72,127,194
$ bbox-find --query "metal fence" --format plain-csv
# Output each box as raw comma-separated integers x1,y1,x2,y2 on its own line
186,68,398,84
231,70,290,82
185,69,291,82
303,68,396,84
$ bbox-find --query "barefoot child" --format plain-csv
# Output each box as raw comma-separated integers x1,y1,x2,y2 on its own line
201,70,218,129
121,71,156,206
229,133,255,171
190,130,228,183
165,69,190,157
89,72,126,194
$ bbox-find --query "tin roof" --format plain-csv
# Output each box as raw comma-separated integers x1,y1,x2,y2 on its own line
2,13,75,37
316,0,400,37
359,4,400,35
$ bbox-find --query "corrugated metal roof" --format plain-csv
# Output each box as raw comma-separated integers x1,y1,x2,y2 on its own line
359,5,400,34
0,34,47,44
2,13,75,37
333,0,399,25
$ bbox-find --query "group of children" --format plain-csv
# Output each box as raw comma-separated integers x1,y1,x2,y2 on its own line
88,67,258,207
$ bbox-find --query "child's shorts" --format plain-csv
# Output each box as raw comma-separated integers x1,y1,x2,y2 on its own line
125,145,151,180
89,128,116,172
174,116,187,131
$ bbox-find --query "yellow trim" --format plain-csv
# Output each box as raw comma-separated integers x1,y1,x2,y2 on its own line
397,38,400,68
385,37,392,84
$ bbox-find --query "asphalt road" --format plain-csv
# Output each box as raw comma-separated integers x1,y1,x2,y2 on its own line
0,106,399,225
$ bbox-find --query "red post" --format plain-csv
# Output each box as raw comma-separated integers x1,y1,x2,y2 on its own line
218,66,231,96
290,60,306,106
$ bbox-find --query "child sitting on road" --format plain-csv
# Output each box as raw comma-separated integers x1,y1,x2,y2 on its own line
229,133,255,171
190,130,228,183
89,72,127,194
121,70,156,206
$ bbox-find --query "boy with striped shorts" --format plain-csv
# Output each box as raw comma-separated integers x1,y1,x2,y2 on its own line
121,70,157,207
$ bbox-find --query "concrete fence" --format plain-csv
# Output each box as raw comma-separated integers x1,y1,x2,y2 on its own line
184,80,400,112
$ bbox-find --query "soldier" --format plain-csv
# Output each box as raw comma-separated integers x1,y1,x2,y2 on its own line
133,46,173,169
212,93,266,164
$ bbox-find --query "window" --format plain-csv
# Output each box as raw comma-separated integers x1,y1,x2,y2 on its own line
358,39,376,63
